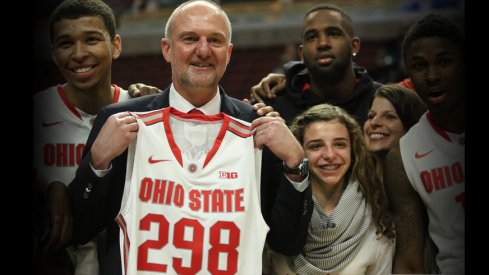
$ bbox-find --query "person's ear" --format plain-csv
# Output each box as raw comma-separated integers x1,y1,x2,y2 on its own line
51,44,58,67
112,35,122,60
352,37,360,57
161,38,171,63
298,44,304,62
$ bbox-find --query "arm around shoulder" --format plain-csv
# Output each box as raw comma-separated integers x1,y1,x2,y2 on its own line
384,146,425,273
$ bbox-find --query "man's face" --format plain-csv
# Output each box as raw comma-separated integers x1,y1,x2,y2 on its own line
51,16,120,92
299,9,357,85
405,37,464,114
162,2,233,92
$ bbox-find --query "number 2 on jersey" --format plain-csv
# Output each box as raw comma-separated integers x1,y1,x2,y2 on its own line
137,214,240,274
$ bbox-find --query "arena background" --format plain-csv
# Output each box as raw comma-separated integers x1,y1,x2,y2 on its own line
33,0,465,100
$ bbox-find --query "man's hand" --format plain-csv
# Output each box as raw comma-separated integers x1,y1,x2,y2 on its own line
249,73,286,103
251,117,304,167
42,181,72,254
90,112,139,170
127,83,162,98
242,99,280,117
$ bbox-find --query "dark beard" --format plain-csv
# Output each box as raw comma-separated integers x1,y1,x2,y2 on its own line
307,60,349,86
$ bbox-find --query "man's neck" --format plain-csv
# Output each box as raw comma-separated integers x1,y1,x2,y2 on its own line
310,68,356,101
173,83,218,107
429,105,465,134
63,81,114,115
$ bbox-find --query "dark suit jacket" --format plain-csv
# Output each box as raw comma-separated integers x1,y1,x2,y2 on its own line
68,85,299,274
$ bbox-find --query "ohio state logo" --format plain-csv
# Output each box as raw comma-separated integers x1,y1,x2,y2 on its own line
188,163,197,173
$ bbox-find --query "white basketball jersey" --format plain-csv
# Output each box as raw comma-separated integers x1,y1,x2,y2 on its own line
33,84,130,186
117,107,269,275
400,112,464,274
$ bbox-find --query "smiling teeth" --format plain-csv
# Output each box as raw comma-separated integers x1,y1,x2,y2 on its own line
320,165,338,170
370,134,386,139
74,66,92,73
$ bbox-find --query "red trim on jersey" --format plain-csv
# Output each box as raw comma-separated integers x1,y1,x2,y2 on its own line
57,85,82,120
111,84,121,104
229,118,250,131
138,110,164,125
228,119,252,138
161,107,233,169
203,114,230,168
426,112,451,142
56,84,122,120
115,214,130,274
175,108,225,122
397,78,415,91
163,108,184,167
138,110,162,118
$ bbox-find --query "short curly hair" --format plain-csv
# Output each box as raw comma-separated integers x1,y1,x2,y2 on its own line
48,0,116,43
402,13,464,64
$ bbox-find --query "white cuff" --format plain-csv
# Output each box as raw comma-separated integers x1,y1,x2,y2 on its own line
285,174,310,192
90,162,112,178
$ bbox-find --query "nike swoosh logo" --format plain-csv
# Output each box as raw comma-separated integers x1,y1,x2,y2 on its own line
148,156,171,164
42,121,64,127
415,149,434,159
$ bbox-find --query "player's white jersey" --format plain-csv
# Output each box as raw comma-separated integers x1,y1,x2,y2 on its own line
117,107,269,275
400,112,464,274
33,84,130,186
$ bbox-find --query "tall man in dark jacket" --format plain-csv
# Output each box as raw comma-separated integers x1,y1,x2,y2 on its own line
68,1,304,274
254,4,382,255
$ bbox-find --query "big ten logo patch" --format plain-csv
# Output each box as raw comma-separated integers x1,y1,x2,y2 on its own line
219,171,238,179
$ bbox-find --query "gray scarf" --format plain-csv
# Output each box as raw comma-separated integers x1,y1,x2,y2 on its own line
287,179,372,274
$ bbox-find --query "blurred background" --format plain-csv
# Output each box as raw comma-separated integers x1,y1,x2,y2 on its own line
33,0,465,100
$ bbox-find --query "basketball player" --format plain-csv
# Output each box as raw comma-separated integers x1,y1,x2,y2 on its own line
33,0,129,274
68,1,304,274
384,14,464,274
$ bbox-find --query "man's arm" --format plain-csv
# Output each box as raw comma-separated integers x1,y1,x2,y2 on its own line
251,116,312,255
384,146,425,273
68,109,137,245
249,73,286,103
127,83,161,97
266,174,312,255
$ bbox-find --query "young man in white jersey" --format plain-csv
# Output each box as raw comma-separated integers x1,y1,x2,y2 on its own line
68,1,304,274
383,14,464,274
33,0,130,274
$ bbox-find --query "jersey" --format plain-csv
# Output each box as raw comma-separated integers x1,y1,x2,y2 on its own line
33,84,130,188
33,84,130,275
117,107,269,275
400,112,464,274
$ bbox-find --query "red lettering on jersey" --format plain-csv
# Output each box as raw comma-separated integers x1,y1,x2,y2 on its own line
420,162,464,193
235,189,244,212
139,178,184,207
189,190,201,211
188,189,245,213
455,192,465,210
43,143,85,167
211,190,223,212
219,171,238,179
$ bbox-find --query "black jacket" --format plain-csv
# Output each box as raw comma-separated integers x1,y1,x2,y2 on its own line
68,85,282,274
266,60,381,126
263,61,381,255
